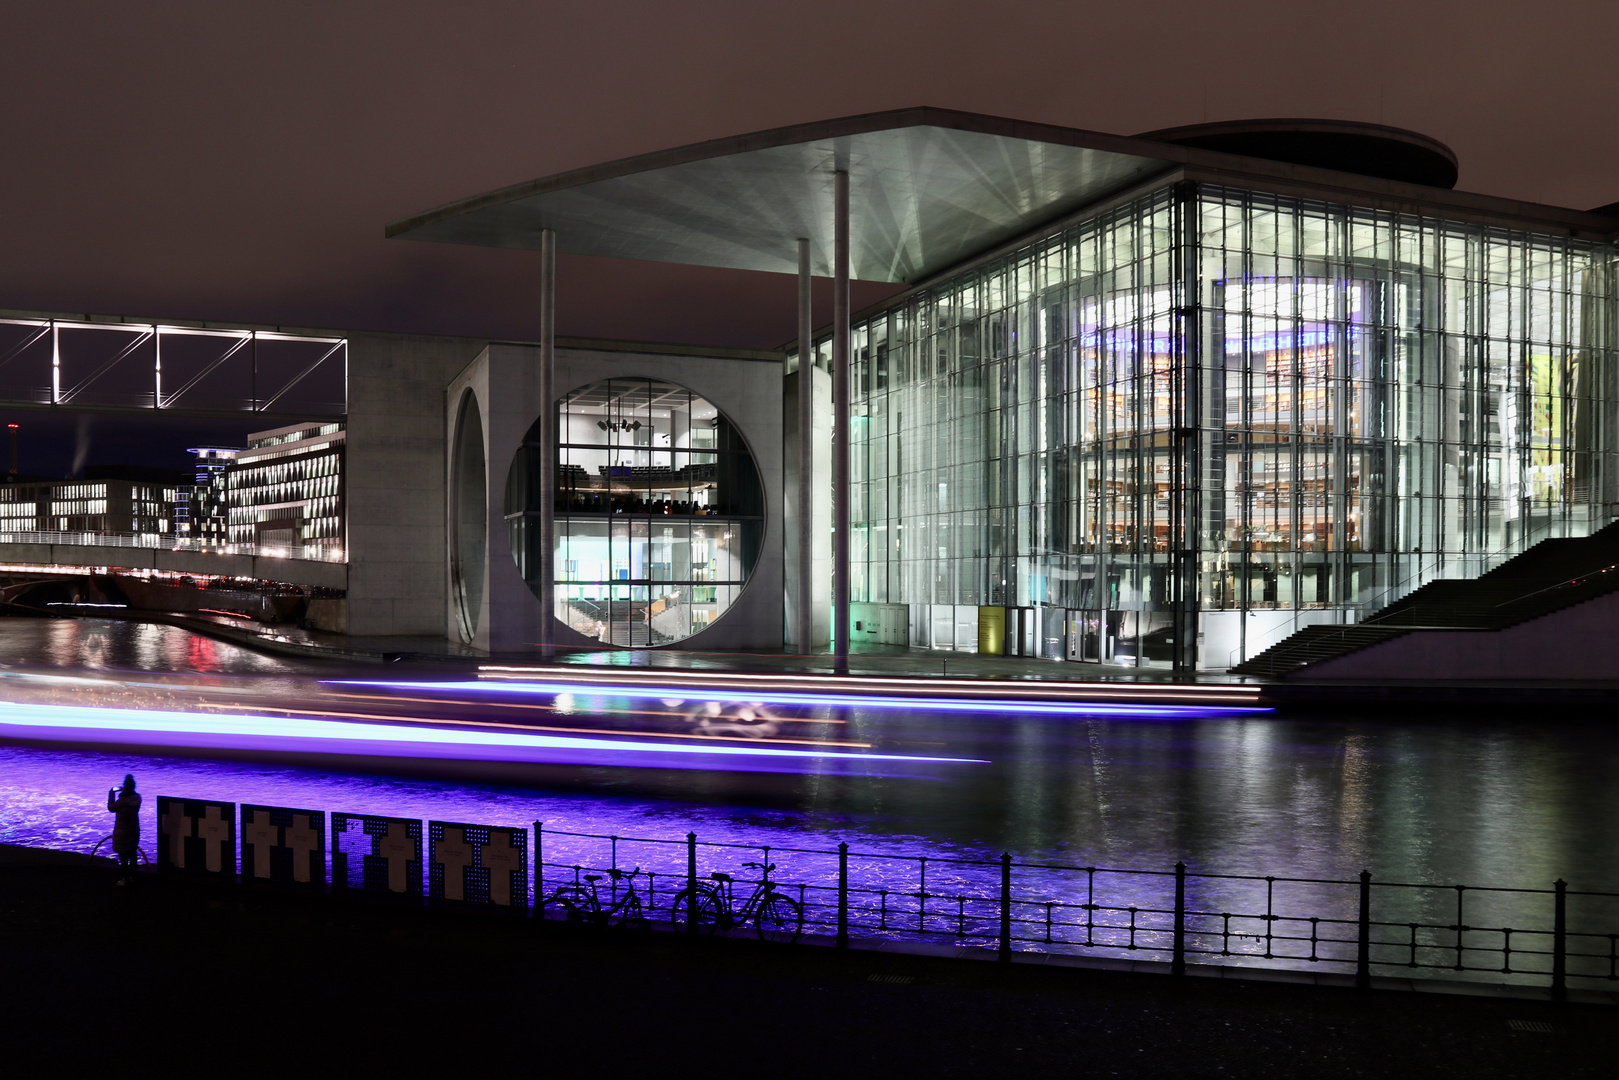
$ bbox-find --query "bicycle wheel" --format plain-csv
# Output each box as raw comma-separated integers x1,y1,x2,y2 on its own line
543,885,593,923
615,893,649,931
668,886,722,934
753,893,804,942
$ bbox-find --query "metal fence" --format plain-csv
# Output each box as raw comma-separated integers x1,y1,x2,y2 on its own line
536,826,1616,998
0,529,345,563
130,796,1619,998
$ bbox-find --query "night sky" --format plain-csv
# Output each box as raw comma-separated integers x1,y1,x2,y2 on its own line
2,1,1616,473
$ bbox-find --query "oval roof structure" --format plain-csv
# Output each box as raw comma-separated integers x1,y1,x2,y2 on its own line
389,108,1616,282
387,108,1174,283
1138,118,1459,189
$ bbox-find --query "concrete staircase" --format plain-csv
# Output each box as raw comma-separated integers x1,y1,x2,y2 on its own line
1230,521,1619,678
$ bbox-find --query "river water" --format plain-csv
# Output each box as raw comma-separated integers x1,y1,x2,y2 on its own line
2,617,1616,980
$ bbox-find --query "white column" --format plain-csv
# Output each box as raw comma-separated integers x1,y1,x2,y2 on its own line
538,228,556,658
797,236,814,654
832,170,851,669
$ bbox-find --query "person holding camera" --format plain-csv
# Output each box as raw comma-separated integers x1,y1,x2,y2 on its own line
106,775,142,884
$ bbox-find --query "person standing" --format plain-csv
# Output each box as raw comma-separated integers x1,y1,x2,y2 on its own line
106,775,142,884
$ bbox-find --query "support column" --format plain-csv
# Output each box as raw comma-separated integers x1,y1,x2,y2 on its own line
832,170,851,670
537,228,556,658
797,237,815,654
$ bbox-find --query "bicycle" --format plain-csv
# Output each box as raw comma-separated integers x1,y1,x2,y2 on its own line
669,861,804,941
543,866,650,929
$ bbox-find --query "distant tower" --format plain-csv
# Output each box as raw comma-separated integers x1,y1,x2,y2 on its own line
5,423,16,480
186,446,239,542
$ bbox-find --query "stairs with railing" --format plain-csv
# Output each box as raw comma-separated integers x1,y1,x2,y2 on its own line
1230,521,1619,678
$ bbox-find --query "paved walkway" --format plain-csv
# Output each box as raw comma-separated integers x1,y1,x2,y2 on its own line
0,852,1606,1077
117,608,1255,683
37,609,1619,706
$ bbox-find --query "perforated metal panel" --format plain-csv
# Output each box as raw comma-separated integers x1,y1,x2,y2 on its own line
155,796,236,876
429,821,528,908
241,805,326,887
331,814,422,896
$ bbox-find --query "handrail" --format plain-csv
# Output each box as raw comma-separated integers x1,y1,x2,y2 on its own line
1489,562,1619,609
0,529,345,563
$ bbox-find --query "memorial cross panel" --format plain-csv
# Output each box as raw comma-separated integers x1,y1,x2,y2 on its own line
429,822,528,909
156,797,236,876
242,805,326,887
332,814,422,897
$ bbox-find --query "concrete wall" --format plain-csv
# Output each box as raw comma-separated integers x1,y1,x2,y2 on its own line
345,331,487,636
1300,590,1619,681
783,365,831,650
445,342,785,653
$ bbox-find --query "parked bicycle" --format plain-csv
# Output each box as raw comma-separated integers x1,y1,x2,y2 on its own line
669,861,804,941
543,866,649,929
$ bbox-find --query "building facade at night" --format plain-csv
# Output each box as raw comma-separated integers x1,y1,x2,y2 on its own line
0,474,190,537
808,182,1615,667
6,111,1612,670
391,109,1619,669
225,421,346,554
185,446,238,543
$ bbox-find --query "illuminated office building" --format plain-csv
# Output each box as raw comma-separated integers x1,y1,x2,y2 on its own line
226,421,345,553
185,446,238,542
816,183,1615,667
0,476,188,536
387,110,1619,667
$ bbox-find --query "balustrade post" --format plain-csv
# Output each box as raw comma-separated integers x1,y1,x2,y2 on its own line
837,842,849,949
1356,870,1371,989
686,832,698,936
1172,861,1186,975
534,821,543,919
1552,878,1567,1002
999,853,1012,962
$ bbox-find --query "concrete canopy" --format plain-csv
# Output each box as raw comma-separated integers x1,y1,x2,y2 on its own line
385,107,1177,284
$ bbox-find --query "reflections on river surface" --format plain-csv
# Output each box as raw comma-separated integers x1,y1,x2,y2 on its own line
1,616,1617,902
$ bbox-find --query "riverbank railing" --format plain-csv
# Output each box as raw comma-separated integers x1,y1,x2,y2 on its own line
0,529,345,563
139,798,1619,1000
535,826,1616,999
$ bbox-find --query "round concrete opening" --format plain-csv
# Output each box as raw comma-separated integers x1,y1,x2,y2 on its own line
450,389,487,643
505,376,764,647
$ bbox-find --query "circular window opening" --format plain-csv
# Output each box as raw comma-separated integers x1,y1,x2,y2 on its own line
505,377,764,647
450,389,487,643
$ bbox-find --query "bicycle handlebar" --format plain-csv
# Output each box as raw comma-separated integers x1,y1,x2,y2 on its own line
742,862,776,874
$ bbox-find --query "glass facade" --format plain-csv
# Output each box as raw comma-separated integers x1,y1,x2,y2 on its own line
813,182,1618,668
506,377,765,647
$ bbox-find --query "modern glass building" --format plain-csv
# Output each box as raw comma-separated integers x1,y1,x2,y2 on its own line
802,182,1617,667
392,108,1619,667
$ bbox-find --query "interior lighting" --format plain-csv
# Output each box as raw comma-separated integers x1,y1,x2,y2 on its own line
334,679,1267,718
0,700,985,773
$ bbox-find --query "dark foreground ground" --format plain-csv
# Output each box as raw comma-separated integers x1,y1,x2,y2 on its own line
0,849,1607,1078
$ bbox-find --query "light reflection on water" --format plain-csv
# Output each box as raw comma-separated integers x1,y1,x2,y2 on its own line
0,617,305,678
2,617,1618,980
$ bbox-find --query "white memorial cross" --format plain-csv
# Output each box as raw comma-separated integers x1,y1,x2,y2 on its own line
434,827,475,901
377,821,418,893
481,831,523,906
243,810,278,879
284,814,321,884
195,805,232,873
159,802,193,869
